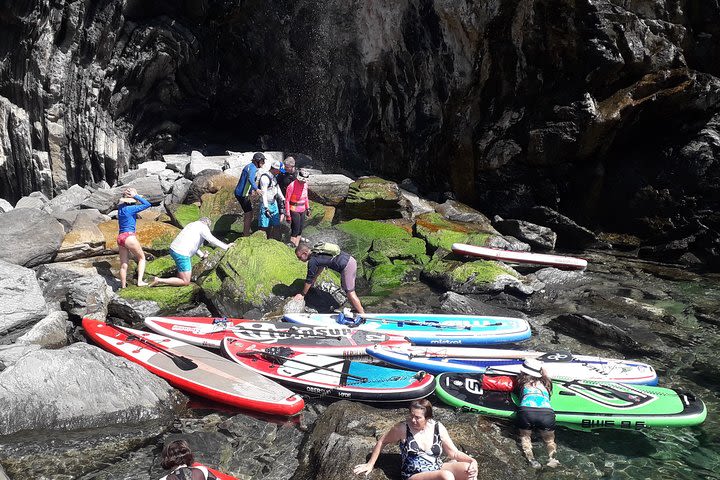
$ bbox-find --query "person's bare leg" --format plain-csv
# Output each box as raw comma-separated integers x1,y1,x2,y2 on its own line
119,246,129,288
125,236,148,286
441,461,476,480
151,271,192,287
519,429,540,468
243,212,253,236
347,291,365,315
290,236,300,246
407,469,454,480
540,430,559,467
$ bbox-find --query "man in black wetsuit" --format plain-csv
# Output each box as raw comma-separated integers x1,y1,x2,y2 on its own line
293,243,365,314
277,156,296,196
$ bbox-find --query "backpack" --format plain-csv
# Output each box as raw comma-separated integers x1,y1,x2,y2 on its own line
311,242,341,257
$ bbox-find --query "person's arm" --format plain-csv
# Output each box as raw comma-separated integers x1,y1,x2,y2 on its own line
248,164,260,192
294,260,323,300
127,194,152,215
353,423,404,476
438,423,477,475
304,184,310,212
259,175,270,210
199,224,230,250
285,182,293,218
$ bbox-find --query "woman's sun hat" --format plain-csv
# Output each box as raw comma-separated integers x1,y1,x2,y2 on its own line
520,358,543,377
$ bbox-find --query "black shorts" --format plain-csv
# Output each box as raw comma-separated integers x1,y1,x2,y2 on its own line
236,194,253,213
290,211,306,237
516,407,555,431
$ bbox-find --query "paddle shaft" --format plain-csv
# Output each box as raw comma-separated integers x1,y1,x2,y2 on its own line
238,350,367,382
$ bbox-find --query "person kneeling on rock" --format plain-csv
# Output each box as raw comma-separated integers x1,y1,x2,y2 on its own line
151,217,232,287
293,243,365,314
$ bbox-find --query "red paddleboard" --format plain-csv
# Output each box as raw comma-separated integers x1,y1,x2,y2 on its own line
191,463,239,480
82,318,304,416
452,243,587,270
144,316,409,355
222,337,435,402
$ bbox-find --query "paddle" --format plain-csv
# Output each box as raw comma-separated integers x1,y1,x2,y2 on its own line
234,347,369,383
110,323,198,371
349,314,503,331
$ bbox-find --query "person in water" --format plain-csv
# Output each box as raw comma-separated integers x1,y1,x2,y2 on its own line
353,399,478,479
515,358,560,469
116,187,151,288
293,243,365,314
234,152,265,236
160,439,217,480
151,217,232,287
284,169,310,247
258,160,286,240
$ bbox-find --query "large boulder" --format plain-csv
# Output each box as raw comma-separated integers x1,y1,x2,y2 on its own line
435,200,493,224
163,154,191,173
14,191,50,210
0,209,64,267
0,198,13,213
306,173,353,206
36,261,113,320
199,189,244,233
526,206,601,249
493,217,557,251
186,172,239,203
82,178,164,213
55,210,108,261
118,168,148,185
47,184,91,213
210,234,309,316
421,252,526,295
187,155,225,178
342,176,406,220
0,344,41,371
15,311,71,348
166,177,193,205
0,342,184,436
414,212,499,251
136,160,167,175
113,285,200,320
0,260,49,338
167,203,201,228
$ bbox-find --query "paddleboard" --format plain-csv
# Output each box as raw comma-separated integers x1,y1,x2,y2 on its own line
144,316,408,355
191,463,238,480
367,345,658,385
452,243,587,270
283,313,531,346
222,337,435,402
435,372,706,430
82,318,304,416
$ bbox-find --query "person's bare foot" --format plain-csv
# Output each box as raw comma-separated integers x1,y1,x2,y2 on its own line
149,277,160,287
546,458,560,468
137,280,149,287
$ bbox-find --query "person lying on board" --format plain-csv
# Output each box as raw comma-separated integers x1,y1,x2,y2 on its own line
151,217,232,287
515,358,560,469
353,399,478,480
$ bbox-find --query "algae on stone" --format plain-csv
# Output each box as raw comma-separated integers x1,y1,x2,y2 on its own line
167,204,200,228
369,262,418,296
343,176,405,220
415,212,492,251
199,189,244,233
118,285,199,311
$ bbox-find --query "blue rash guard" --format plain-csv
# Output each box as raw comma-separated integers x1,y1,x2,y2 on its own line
235,162,260,198
117,195,151,233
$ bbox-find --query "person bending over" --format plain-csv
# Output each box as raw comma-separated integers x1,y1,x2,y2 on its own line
293,243,365,314
151,217,231,287
515,358,560,469
354,399,478,480
160,439,217,480
116,187,151,288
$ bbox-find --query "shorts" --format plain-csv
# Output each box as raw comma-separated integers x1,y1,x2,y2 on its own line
340,256,357,293
117,232,136,247
259,202,280,228
516,407,555,431
290,211,306,237
170,249,193,273
236,194,253,213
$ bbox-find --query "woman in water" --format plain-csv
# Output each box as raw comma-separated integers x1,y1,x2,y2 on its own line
159,439,217,480
116,187,151,288
353,399,478,480
515,358,560,468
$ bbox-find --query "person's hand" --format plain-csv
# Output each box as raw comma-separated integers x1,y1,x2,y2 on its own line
198,250,208,259
125,188,138,197
293,293,305,302
264,209,271,218
466,458,478,476
352,463,373,476
286,215,291,223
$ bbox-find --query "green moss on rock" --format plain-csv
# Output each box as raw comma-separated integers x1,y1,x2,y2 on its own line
369,263,417,296
371,237,427,262
199,270,223,297
145,256,177,277
451,260,518,285
168,204,201,228
200,189,244,233
343,177,404,220
119,284,199,311
415,212,492,251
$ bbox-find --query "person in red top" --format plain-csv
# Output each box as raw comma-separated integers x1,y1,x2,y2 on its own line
284,169,311,247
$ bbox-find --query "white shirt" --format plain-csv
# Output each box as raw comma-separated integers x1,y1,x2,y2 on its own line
170,221,230,257
258,171,285,209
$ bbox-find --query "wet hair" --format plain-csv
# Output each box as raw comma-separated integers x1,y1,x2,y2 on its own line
161,439,194,470
295,243,311,256
515,371,553,396
409,399,433,419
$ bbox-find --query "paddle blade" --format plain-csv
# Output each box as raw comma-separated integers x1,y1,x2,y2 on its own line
171,355,198,371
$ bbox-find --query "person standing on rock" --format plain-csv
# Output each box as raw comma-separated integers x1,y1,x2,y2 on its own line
276,156,296,196
353,399,478,480
151,217,232,287
117,187,151,288
234,152,265,236
285,169,311,247
514,358,560,469
258,160,286,241
293,243,365,314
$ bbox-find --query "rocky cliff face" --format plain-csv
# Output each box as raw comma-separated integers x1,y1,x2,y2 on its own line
0,0,718,260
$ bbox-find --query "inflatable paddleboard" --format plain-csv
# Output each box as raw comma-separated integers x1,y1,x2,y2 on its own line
435,372,706,430
82,318,304,416
191,463,238,480
452,243,587,270
222,337,435,402
283,313,531,346
367,345,658,385
144,316,408,355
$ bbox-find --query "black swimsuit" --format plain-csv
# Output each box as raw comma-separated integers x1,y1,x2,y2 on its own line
399,421,443,480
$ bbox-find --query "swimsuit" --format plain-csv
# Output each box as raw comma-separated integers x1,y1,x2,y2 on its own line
517,383,555,431
399,421,443,480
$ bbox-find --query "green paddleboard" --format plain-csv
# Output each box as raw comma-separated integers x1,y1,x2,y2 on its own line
435,373,707,431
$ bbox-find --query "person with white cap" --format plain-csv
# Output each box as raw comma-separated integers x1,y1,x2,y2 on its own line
514,358,559,469
257,160,285,240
